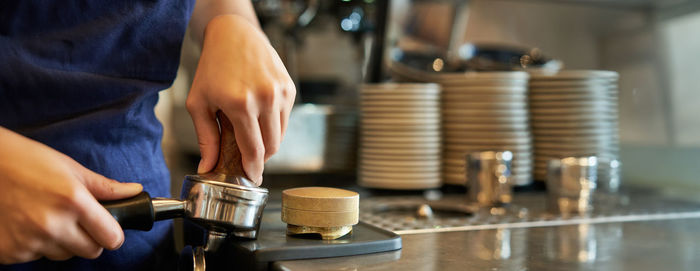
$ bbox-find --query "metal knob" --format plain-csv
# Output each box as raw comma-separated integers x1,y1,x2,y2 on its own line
466,151,513,207
546,156,598,215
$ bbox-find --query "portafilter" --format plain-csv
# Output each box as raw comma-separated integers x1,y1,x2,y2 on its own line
101,112,269,251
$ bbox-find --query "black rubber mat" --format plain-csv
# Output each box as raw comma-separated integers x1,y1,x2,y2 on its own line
213,207,402,270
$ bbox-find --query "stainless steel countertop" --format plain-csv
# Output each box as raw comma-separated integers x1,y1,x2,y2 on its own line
273,217,700,271
270,186,700,271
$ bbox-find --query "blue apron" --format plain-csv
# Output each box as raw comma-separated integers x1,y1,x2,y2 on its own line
0,0,194,270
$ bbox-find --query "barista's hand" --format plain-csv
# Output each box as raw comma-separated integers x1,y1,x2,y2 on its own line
187,14,296,184
0,127,143,264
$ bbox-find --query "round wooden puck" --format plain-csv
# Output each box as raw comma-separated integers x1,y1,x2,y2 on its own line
282,187,359,212
281,187,359,233
281,208,358,227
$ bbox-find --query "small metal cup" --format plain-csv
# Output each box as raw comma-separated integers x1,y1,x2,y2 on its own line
546,156,598,214
598,159,621,193
467,151,513,207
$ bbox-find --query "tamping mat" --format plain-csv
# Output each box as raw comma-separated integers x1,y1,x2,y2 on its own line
214,206,402,270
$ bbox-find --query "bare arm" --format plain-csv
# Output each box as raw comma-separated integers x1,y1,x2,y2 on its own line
190,0,260,44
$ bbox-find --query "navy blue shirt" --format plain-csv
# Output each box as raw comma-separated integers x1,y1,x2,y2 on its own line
0,0,194,270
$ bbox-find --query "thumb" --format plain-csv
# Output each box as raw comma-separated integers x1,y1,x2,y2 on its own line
82,171,143,201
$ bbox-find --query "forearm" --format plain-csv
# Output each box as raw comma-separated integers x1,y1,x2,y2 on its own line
190,0,260,44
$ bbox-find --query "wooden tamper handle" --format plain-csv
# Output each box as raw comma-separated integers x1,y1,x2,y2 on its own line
213,111,248,179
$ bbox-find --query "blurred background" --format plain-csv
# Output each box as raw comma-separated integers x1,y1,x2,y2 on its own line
156,0,700,194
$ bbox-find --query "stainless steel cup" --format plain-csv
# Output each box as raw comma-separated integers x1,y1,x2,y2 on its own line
546,156,598,214
598,159,621,193
467,151,513,207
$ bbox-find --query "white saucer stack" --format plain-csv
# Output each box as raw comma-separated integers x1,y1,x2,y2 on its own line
358,83,442,189
436,72,533,186
323,109,358,172
528,70,620,182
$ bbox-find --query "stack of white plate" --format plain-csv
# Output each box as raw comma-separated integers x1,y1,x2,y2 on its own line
436,72,533,186
323,108,358,172
528,70,620,182
358,83,442,189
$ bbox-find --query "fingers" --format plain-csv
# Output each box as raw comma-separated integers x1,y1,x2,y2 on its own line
41,242,73,261
223,108,265,185
54,224,103,259
39,222,102,261
4,252,40,264
280,103,292,140
186,99,220,174
280,83,295,139
75,190,125,251
81,172,142,201
259,107,281,162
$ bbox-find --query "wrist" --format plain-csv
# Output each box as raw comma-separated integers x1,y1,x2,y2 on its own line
204,14,267,44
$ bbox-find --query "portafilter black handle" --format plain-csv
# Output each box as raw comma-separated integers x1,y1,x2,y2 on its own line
101,191,184,231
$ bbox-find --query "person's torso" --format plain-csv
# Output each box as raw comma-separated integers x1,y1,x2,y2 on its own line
0,0,194,269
